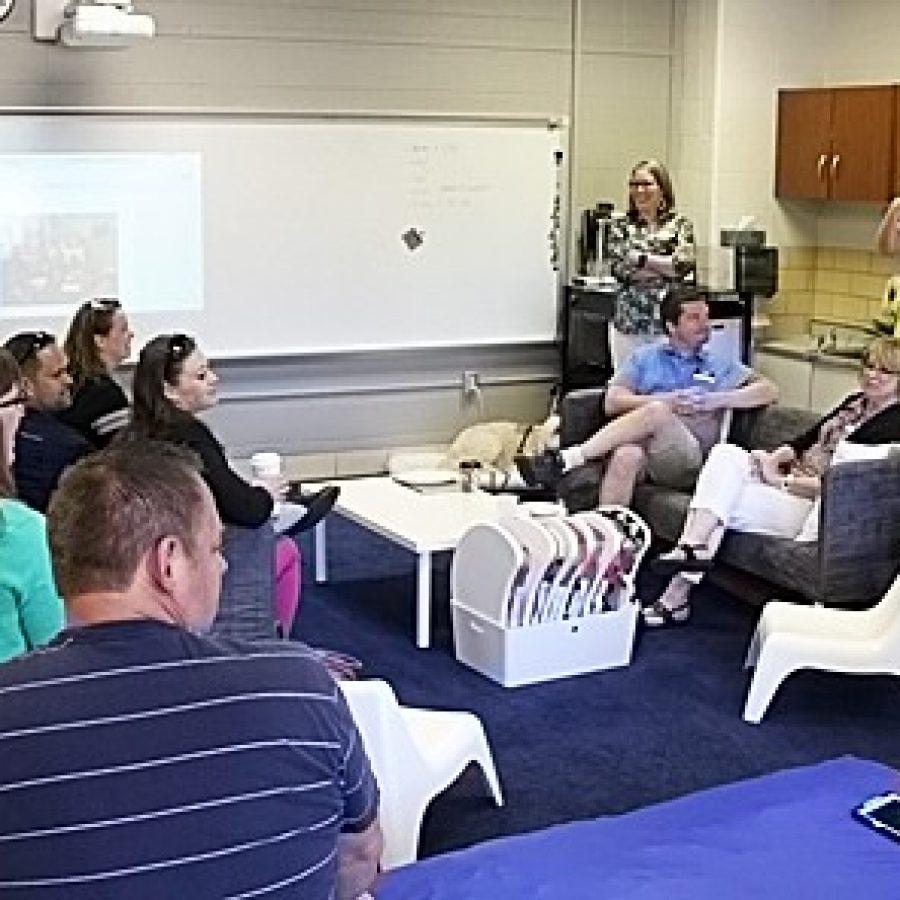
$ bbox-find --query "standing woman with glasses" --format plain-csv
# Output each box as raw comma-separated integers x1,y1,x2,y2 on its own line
59,298,133,448
127,334,306,635
644,336,900,627
607,159,696,370
0,348,64,661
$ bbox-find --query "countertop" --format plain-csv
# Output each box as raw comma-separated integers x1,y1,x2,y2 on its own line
756,337,863,370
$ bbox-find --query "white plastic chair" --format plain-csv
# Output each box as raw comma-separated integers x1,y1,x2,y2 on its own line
743,573,900,724
338,678,504,869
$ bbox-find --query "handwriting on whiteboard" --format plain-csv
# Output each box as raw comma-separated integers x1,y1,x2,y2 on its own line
407,142,491,211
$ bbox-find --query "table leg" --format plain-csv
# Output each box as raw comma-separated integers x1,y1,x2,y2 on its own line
314,520,328,584
416,551,432,649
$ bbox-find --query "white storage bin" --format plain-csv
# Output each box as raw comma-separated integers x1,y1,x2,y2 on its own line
449,507,647,688
451,597,638,688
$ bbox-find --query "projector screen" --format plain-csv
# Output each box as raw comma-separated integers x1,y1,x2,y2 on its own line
0,113,562,357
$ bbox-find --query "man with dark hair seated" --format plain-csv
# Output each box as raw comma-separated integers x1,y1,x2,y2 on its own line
0,440,382,900
517,290,778,506
4,330,91,512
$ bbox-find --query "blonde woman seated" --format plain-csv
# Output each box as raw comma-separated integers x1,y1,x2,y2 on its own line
645,336,900,627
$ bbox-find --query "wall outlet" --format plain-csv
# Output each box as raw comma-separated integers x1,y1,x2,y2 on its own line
462,370,479,396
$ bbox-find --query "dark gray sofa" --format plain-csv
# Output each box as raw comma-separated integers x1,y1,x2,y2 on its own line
559,388,900,607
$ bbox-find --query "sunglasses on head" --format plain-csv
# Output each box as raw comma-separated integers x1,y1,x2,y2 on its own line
87,297,121,313
6,331,55,367
164,334,196,379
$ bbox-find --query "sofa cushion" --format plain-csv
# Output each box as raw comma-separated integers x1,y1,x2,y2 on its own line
632,484,689,542
717,532,820,600
560,388,609,448
729,404,819,451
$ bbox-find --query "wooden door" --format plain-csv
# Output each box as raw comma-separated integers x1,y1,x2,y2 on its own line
775,89,831,199
830,86,894,201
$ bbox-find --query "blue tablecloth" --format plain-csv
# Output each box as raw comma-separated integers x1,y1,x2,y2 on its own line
377,757,900,899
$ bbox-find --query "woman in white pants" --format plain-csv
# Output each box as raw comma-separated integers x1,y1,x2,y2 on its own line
643,336,900,627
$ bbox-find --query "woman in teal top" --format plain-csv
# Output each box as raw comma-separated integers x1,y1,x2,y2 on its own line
0,347,64,662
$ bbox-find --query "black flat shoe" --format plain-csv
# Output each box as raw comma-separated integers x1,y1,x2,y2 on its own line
649,544,714,576
514,448,565,491
283,485,340,535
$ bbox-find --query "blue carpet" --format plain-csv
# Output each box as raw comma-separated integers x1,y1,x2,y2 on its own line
294,517,900,859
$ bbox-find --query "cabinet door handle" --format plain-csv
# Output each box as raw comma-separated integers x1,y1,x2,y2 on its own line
817,153,828,179
831,154,840,178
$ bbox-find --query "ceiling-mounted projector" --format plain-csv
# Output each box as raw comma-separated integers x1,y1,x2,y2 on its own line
58,0,155,48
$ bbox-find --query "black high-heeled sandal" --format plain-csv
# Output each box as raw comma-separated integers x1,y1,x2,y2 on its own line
642,599,692,627
649,544,713,577
283,485,340,536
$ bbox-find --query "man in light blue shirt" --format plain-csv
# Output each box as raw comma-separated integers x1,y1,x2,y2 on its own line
518,290,778,505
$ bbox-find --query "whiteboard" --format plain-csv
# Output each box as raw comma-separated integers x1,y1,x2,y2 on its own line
0,113,562,357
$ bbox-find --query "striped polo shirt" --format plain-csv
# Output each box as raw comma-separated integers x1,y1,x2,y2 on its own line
0,621,378,898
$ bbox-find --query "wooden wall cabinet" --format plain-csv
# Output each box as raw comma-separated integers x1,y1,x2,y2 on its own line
895,87,900,197
776,86,895,201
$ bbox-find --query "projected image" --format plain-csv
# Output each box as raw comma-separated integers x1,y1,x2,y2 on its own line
0,151,202,319
1,213,118,305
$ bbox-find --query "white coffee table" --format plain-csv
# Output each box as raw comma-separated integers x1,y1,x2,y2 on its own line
313,476,514,648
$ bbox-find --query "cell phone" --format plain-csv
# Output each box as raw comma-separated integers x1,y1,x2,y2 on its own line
853,792,900,844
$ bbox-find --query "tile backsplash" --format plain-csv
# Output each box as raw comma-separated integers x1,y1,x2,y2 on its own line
765,246,896,338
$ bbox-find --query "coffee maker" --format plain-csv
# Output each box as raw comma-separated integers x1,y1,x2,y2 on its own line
579,201,615,276
720,228,779,362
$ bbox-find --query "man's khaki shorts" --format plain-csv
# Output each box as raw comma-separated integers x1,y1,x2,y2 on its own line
643,418,704,490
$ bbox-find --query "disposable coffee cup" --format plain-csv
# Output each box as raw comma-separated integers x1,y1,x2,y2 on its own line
250,451,282,480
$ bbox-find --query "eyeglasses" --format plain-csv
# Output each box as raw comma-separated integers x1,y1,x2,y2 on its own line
5,331,55,367
628,180,657,189
863,360,900,375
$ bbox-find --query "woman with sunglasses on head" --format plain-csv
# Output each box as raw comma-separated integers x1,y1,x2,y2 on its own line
59,298,133,448
644,336,900,627
127,334,334,636
607,159,696,370
0,348,65,662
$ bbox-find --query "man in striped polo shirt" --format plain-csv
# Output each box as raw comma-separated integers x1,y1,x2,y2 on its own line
0,440,381,899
